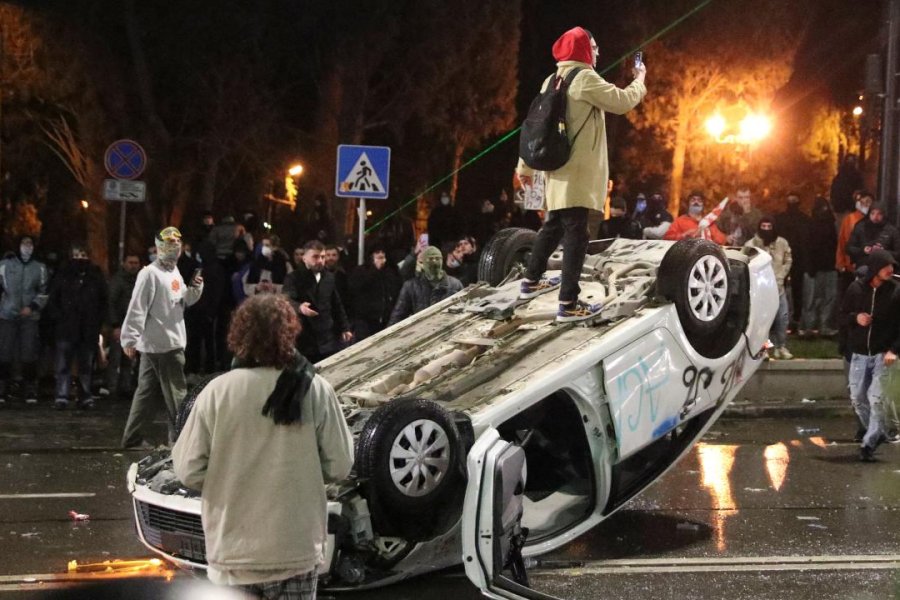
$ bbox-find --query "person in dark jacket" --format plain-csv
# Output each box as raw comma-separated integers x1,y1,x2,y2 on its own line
830,154,864,215
0,235,48,405
47,244,108,409
640,192,673,239
427,192,463,254
775,192,812,332
389,246,463,325
185,241,224,377
846,203,900,266
841,250,900,461
597,196,642,240
105,253,141,398
350,248,401,340
800,197,838,336
282,240,352,363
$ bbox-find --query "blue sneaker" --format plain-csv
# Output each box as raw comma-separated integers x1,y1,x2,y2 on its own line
556,300,603,323
519,276,561,300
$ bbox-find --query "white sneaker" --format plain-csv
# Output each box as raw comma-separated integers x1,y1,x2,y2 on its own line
776,346,794,360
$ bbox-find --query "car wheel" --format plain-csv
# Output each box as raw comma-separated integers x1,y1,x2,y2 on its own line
356,398,462,527
478,227,538,286
657,239,731,342
175,373,224,439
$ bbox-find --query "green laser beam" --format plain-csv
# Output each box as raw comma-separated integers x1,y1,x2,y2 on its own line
364,0,715,235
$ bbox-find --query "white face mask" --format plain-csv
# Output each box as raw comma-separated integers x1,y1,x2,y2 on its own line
261,245,273,258
440,195,450,206
856,201,870,215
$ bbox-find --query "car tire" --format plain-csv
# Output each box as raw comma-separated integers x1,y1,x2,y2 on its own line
356,398,462,532
175,373,224,439
657,239,732,342
478,227,538,286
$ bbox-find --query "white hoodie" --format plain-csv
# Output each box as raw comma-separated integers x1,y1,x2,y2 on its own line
120,261,202,353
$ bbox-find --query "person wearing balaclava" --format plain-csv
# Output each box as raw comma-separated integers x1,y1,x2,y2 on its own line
46,244,108,410
640,191,673,239
846,202,900,267
388,246,463,325
0,235,48,406
120,226,204,448
516,26,646,322
426,191,463,256
745,217,794,360
775,192,812,332
841,249,900,460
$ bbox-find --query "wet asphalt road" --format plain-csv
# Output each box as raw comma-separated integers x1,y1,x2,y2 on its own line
1,399,900,599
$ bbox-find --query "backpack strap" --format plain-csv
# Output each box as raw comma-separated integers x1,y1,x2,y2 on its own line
558,67,593,143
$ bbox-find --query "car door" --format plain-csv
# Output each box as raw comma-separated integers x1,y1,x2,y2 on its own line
461,428,563,600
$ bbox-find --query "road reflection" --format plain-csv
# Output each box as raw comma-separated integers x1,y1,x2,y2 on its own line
764,442,790,492
696,443,737,552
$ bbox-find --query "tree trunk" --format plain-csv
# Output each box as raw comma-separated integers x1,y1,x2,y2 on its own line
669,104,690,216
450,142,463,203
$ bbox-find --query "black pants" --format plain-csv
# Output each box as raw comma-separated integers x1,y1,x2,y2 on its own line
526,207,589,304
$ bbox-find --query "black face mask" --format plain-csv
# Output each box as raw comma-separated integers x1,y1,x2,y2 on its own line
71,258,89,270
759,230,776,245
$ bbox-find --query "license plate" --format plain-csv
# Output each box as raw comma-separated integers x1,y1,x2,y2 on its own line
160,531,206,562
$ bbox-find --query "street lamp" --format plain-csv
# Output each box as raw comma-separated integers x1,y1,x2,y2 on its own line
737,114,772,143
853,106,864,117
288,164,304,177
705,113,727,140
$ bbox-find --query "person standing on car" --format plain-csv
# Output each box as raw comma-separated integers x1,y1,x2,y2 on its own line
389,246,463,325
516,26,646,322
744,217,793,360
120,227,204,448
841,250,900,461
282,240,353,364
0,235,48,406
173,294,353,599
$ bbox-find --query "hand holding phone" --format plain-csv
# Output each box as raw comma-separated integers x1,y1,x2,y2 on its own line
191,268,203,286
634,51,643,69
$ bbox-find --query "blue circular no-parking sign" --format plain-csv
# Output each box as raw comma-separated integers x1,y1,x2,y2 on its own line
104,139,147,180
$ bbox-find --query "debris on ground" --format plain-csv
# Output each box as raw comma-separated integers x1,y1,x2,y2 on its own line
676,522,700,531
69,510,90,522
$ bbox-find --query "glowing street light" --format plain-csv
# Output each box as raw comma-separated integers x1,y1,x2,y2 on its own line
852,106,863,117
80,200,89,210
705,113,727,140
288,164,304,177
738,114,771,143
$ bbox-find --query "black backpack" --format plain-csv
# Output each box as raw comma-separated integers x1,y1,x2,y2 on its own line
519,67,584,171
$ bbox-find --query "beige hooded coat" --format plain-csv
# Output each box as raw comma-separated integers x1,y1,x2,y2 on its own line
517,59,646,213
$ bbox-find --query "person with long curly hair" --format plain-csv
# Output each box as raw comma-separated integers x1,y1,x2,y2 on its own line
173,294,353,599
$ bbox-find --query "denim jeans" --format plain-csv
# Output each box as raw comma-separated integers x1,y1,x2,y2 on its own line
849,353,887,449
54,340,95,401
801,271,837,331
525,207,589,304
770,292,789,347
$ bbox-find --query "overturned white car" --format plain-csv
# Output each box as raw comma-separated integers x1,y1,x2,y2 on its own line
127,231,778,597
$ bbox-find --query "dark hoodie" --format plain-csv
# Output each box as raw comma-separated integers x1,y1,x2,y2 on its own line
47,258,108,344
841,250,900,356
805,197,837,275
639,194,673,229
847,203,900,265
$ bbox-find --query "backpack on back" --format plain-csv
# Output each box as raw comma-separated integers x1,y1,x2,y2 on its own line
519,67,584,172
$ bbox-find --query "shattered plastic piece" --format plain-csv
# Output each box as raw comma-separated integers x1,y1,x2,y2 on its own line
808,523,828,529
112,453,123,457
796,516,820,521
68,510,90,522
20,532,40,538
744,487,766,493
676,522,700,531
800,398,816,404
795,426,821,435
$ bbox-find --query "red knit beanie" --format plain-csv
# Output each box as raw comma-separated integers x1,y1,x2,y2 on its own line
551,27,594,64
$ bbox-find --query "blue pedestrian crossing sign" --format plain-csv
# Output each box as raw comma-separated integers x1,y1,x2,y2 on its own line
335,145,390,199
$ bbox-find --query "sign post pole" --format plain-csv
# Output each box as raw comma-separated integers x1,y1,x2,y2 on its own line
118,201,127,265
357,198,367,266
